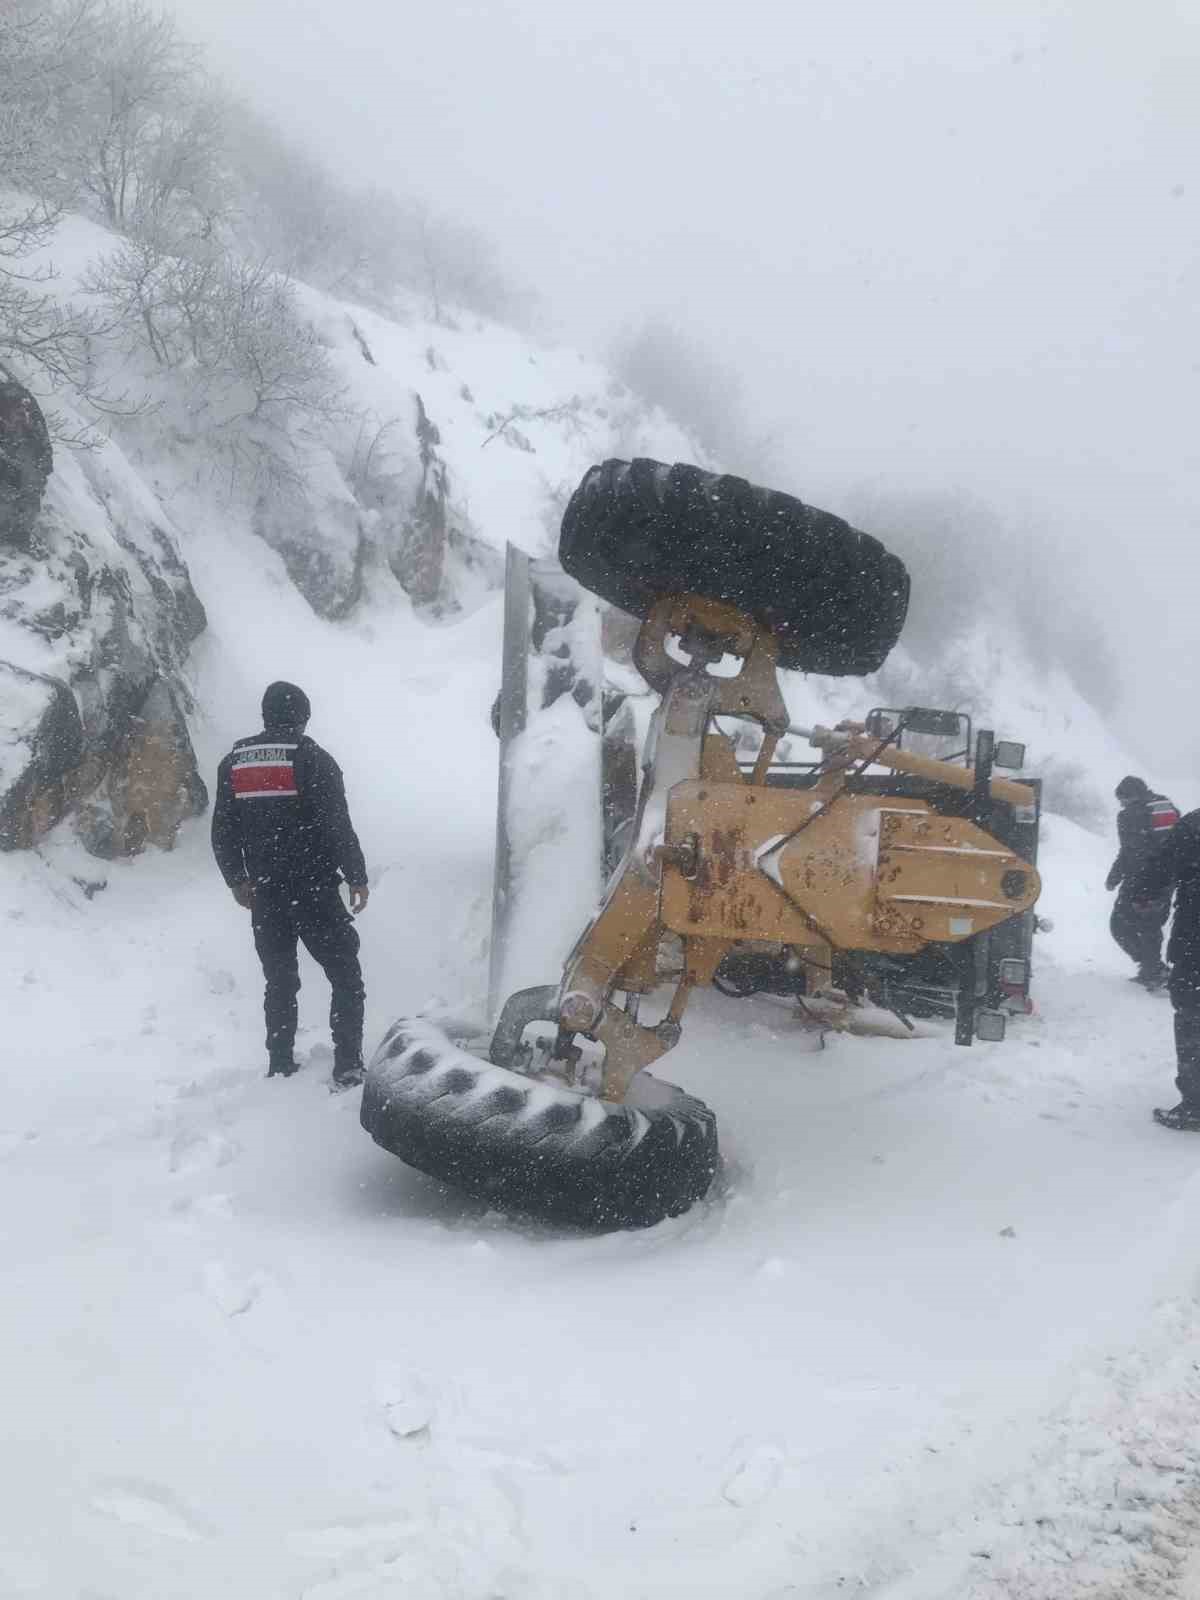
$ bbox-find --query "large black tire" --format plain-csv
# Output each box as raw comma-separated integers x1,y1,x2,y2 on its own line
559,458,909,676
361,1018,720,1230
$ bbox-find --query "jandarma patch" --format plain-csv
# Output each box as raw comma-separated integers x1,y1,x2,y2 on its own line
233,743,297,765
232,743,298,798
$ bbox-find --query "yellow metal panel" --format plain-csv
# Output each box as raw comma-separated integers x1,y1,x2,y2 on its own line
661,782,1039,955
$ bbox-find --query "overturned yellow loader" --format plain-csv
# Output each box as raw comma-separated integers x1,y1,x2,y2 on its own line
362,459,1041,1229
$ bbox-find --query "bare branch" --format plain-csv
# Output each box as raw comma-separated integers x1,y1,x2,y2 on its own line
480,399,582,448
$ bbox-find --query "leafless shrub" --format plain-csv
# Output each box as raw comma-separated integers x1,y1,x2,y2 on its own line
0,200,114,445
48,0,226,234
84,231,348,482
481,399,583,448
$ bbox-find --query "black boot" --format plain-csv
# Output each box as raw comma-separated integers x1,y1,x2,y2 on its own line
331,1053,364,1090
1153,1102,1200,1131
268,1055,299,1078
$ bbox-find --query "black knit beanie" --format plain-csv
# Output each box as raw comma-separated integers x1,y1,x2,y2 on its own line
262,680,311,730
1115,775,1148,800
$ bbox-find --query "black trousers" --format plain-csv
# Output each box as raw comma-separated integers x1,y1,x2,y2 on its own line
251,882,364,1068
1110,892,1169,974
1169,963,1200,1107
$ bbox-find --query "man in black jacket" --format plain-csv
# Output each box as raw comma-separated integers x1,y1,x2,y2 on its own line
211,681,369,1087
1105,775,1179,987
1134,806,1200,1130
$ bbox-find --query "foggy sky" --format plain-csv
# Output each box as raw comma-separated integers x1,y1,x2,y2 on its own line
168,0,1199,758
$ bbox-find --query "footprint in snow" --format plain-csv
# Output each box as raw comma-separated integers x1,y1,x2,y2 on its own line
290,1518,418,1557
91,1480,208,1542
298,1549,434,1600
203,1260,262,1318
175,1065,254,1099
168,1128,239,1175
722,1442,784,1508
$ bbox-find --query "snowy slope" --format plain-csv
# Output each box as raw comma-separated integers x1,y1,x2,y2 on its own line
20,204,705,587
4,208,1200,1599
5,527,1200,1598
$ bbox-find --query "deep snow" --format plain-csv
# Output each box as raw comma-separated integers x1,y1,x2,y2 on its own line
5,201,1200,1600
4,517,1200,1600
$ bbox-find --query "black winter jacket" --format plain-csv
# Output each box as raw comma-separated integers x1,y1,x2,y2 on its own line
211,730,367,891
1106,790,1179,892
1134,808,1200,968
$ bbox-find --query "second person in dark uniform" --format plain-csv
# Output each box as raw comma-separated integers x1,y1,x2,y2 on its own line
1105,775,1179,987
1133,806,1200,1130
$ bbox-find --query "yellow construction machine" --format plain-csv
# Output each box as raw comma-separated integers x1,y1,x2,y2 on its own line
362,459,1041,1229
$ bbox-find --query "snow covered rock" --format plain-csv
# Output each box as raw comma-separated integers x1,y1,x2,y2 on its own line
250,395,494,619
253,440,367,620
0,387,207,855
0,379,53,552
368,393,454,611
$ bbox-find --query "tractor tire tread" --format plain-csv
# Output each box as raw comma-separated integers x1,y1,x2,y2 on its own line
361,1018,719,1230
559,457,909,676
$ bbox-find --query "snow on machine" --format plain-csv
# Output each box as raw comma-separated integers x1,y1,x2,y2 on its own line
361,460,1042,1229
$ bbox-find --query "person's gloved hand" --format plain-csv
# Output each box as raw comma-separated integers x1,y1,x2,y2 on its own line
1105,867,1121,891
349,884,369,915
231,881,255,910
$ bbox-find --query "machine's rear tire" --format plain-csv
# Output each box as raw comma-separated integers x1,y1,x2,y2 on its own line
361,1018,720,1230
559,458,910,677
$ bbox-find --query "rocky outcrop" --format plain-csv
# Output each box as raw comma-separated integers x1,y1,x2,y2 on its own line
385,393,449,608
253,453,367,621
0,379,53,552
0,383,208,856
342,393,501,617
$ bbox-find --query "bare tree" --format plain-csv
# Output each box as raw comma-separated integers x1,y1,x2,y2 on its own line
210,260,342,428
219,99,533,324
82,228,225,367
0,1,74,187
51,0,224,233
0,201,96,391
417,206,444,326
133,85,228,235
480,399,583,448
86,232,345,477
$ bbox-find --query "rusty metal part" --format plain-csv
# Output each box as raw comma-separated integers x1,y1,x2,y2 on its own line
559,990,601,1032
751,733,780,785
661,782,1040,952
634,594,790,735
655,834,700,877
489,984,561,1067
806,725,1037,811
700,726,743,784
592,1001,677,1101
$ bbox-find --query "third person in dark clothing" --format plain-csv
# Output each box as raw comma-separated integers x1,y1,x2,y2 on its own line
211,681,369,1088
1133,806,1200,1130
1105,775,1179,988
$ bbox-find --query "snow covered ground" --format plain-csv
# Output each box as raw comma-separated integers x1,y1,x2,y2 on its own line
4,516,1200,1600
4,197,1199,1600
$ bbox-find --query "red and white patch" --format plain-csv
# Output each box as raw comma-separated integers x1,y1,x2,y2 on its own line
231,742,299,800
1150,801,1179,832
